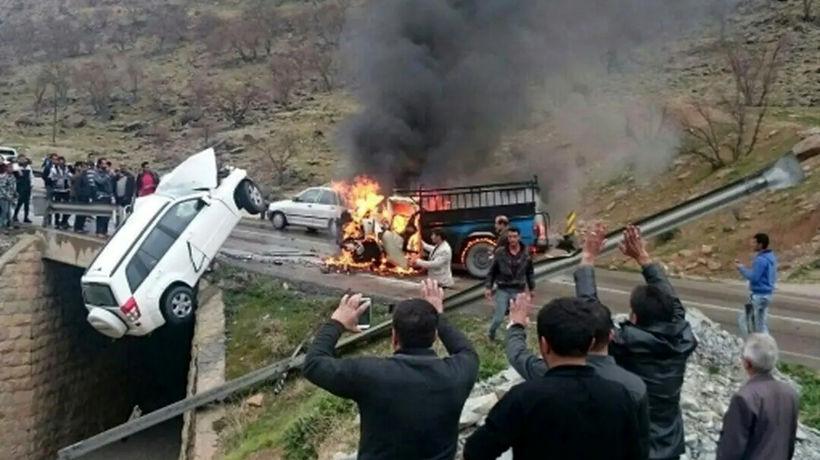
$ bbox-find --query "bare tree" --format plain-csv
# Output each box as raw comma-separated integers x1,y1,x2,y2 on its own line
73,60,114,117
269,50,303,108
302,44,336,92
33,69,51,116
212,81,261,127
683,37,787,169
145,5,188,52
109,22,136,52
261,133,299,187
803,0,815,21
244,4,286,57
121,58,145,103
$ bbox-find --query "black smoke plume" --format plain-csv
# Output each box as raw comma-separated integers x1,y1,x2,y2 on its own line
340,0,738,190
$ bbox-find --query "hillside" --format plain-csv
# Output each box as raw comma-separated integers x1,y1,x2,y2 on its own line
0,0,817,280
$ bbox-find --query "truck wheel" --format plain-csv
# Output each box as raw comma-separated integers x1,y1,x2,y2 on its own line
234,180,266,215
463,240,495,279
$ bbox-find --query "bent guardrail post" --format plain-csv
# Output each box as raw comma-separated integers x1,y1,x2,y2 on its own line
55,152,805,459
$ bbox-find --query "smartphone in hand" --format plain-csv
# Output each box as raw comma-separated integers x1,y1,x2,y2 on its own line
358,297,372,330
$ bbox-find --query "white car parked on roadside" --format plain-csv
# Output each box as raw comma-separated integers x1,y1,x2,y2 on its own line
267,186,346,238
81,148,266,338
0,146,19,163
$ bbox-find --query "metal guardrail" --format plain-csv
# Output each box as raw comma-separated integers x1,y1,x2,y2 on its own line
41,201,118,228
56,151,808,459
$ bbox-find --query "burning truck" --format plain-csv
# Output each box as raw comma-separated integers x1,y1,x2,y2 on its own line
325,176,559,278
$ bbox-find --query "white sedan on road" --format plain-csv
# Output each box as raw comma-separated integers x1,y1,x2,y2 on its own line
267,186,346,238
81,148,266,338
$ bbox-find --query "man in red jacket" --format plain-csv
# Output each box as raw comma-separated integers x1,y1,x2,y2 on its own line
136,161,159,197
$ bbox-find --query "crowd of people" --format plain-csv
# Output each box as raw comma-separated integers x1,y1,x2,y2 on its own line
303,223,798,460
0,153,161,237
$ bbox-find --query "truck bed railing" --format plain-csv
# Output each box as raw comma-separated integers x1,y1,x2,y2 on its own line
395,177,542,211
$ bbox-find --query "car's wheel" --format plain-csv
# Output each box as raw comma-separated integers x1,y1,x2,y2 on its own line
270,211,287,230
234,179,266,215
463,240,496,279
160,284,197,327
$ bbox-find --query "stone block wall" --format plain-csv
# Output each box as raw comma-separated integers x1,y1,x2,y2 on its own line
0,236,133,460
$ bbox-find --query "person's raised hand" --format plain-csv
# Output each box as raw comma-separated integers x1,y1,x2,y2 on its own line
331,293,370,333
421,279,445,314
581,220,607,265
617,225,652,265
509,292,533,327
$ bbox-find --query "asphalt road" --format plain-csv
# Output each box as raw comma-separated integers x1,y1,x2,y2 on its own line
225,220,820,369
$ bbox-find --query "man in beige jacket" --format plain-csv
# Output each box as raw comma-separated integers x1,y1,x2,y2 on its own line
411,228,454,287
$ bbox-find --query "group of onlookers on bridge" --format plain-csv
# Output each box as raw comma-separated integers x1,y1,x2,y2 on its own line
302,223,797,460
0,153,160,237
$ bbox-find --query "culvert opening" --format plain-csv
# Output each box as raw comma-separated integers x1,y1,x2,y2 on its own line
42,260,193,459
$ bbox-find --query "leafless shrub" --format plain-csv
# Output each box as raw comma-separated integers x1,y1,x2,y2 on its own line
261,133,299,187
683,37,787,169
145,125,171,147
269,50,303,108
803,0,815,21
212,81,261,128
73,60,115,117
121,58,145,103
110,22,137,52
147,77,174,113
145,5,188,52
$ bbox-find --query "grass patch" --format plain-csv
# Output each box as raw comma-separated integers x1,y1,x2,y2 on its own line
779,363,820,430
221,268,337,379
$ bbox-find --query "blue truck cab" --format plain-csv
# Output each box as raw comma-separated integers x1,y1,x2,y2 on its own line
393,178,549,278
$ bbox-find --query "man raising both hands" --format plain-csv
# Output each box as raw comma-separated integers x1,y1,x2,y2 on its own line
302,280,479,460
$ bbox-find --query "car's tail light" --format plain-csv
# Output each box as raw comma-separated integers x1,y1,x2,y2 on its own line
121,297,142,322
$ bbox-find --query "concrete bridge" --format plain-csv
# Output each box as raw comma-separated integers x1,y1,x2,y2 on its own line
39,229,105,268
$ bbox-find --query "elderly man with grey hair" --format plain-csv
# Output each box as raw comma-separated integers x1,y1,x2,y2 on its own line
717,333,799,460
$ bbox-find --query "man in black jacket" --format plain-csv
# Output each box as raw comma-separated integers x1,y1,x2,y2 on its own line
503,224,650,459
13,156,33,223
93,159,114,237
114,164,136,226
303,279,479,460
464,297,642,460
578,224,697,460
484,227,535,341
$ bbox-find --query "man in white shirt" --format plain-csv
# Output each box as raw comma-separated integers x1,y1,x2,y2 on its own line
411,228,454,287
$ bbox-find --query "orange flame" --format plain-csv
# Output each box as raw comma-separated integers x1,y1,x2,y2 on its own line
325,176,423,276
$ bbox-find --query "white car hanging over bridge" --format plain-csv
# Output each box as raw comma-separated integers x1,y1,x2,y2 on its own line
81,148,266,338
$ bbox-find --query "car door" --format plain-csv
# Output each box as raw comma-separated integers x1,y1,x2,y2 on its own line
288,188,321,227
313,189,340,229
185,195,236,271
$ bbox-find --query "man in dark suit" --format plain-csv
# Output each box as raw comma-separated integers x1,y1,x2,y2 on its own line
464,297,642,460
302,280,479,460
717,333,799,460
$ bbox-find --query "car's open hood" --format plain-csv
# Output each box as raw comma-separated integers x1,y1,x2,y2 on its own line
155,148,218,197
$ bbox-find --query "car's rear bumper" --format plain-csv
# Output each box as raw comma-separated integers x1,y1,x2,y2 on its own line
86,307,128,339
85,305,162,338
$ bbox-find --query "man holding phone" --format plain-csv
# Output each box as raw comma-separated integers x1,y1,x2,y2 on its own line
303,280,479,460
